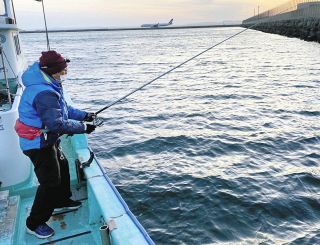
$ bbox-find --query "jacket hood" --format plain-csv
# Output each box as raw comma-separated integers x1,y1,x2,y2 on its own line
22,62,61,89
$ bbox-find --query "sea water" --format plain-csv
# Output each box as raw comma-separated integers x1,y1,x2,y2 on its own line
21,28,320,245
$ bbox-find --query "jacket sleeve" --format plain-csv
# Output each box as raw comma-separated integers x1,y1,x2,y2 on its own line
33,91,86,134
67,105,87,121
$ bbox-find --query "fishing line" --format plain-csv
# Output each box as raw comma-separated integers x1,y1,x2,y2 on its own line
95,22,262,116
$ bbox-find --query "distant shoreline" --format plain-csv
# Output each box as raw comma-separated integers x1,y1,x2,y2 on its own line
20,24,242,34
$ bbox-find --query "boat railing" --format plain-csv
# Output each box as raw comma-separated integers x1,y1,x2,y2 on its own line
0,44,12,110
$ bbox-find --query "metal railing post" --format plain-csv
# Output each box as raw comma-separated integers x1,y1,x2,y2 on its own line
0,45,12,108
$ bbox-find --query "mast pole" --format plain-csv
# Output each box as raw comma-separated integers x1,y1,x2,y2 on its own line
42,0,50,50
36,0,50,50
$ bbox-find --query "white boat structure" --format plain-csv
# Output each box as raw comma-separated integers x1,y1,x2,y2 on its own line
0,0,154,244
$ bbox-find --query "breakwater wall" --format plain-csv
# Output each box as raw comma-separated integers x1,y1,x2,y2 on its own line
242,1,320,43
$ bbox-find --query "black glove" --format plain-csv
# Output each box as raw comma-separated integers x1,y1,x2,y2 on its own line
84,112,96,122
85,124,96,134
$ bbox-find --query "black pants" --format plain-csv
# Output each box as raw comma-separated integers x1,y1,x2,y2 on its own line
24,143,72,230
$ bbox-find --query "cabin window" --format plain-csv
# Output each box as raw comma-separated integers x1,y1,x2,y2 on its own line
0,1,5,16
13,35,21,55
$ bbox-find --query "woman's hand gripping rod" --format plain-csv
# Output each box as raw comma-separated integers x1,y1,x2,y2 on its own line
84,113,104,127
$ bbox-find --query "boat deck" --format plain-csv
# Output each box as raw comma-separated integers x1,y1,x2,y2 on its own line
1,134,154,245
2,178,101,245
0,137,101,245
17,197,100,245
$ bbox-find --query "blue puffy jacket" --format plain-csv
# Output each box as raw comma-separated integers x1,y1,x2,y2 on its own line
18,62,87,151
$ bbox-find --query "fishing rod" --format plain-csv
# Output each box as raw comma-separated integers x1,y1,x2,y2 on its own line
32,1,271,117
95,22,261,116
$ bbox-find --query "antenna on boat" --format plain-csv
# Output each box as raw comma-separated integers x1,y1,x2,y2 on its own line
11,0,17,24
35,0,50,50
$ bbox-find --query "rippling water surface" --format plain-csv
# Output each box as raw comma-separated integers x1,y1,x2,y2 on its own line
21,28,320,244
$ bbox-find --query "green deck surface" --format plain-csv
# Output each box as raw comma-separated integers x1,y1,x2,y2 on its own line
16,198,100,245
2,136,101,245
1,135,153,245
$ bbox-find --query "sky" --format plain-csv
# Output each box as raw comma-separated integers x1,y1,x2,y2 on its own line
12,0,290,30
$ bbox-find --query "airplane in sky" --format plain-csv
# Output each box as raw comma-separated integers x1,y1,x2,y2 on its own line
141,19,173,28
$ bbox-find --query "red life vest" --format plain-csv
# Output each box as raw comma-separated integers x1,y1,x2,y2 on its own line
14,119,43,140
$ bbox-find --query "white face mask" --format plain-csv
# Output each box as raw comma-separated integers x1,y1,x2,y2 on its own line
52,68,68,82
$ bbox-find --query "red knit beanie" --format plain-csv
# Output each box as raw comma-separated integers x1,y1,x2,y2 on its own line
39,50,70,75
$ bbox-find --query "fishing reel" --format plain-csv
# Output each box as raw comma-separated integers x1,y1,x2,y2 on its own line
93,117,104,127
67,116,104,138
85,113,104,127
